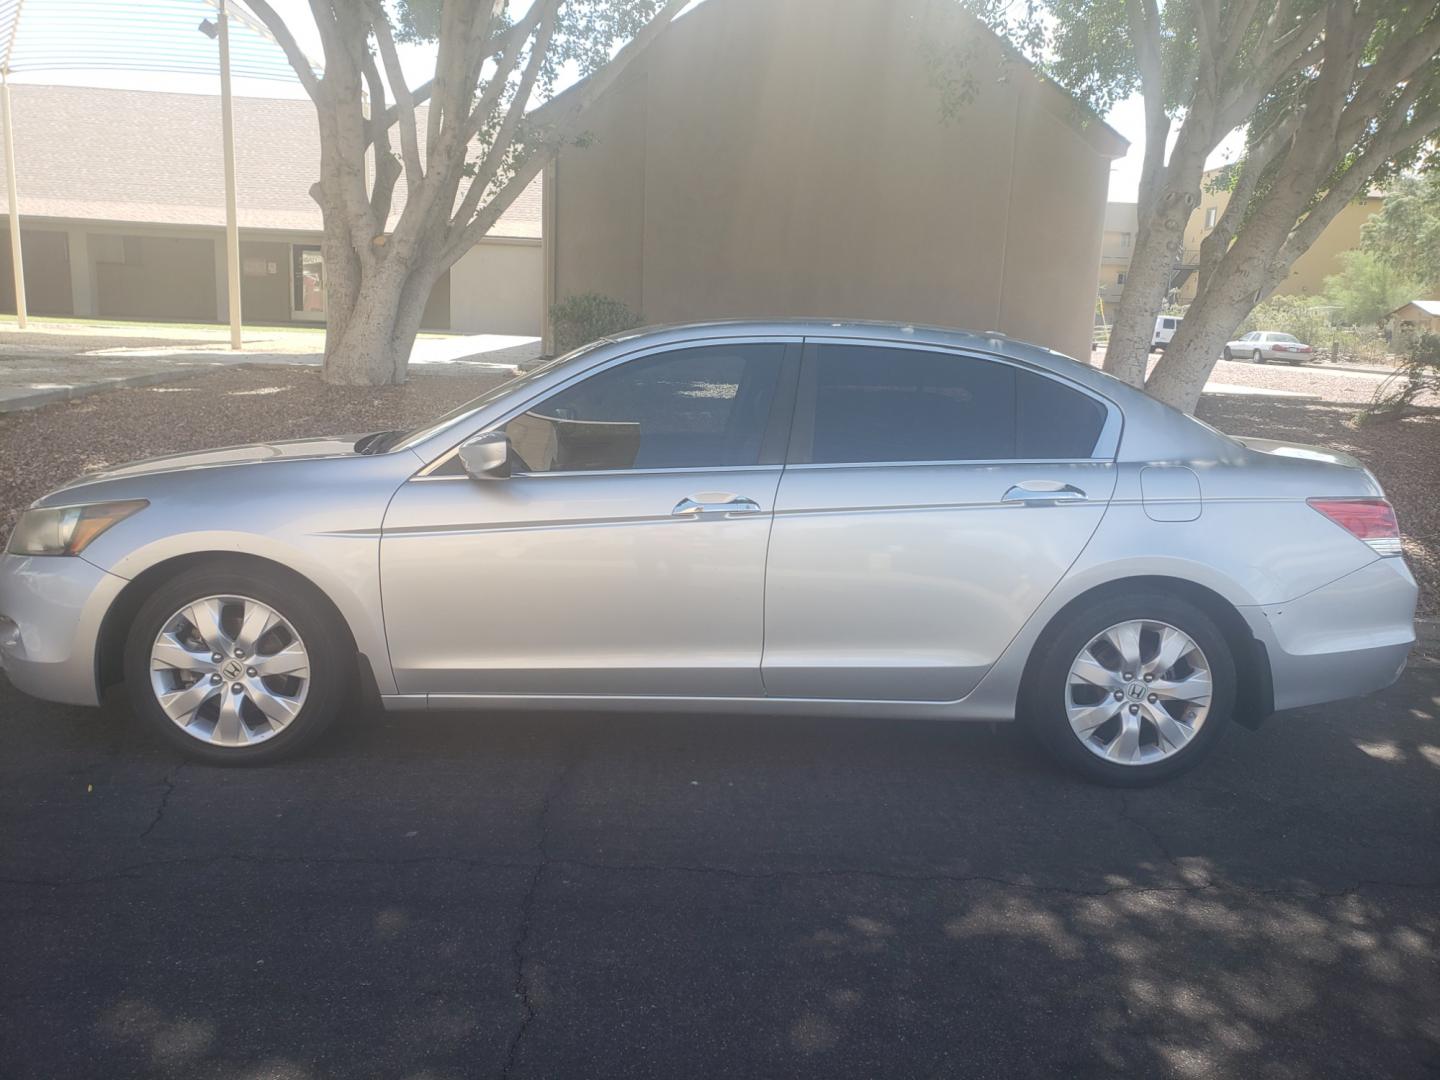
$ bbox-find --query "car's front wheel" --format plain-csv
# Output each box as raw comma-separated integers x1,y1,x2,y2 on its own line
1022,593,1235,785
123,564,350,764
1252,349,1265,363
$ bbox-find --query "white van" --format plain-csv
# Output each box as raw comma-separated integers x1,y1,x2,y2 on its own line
1152,315,1182,349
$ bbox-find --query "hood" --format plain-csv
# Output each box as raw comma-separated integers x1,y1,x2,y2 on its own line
1231,436,1366,472
77,436,364,483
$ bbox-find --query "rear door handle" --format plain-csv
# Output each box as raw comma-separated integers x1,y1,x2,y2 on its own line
1002,482,1087,506
671,494,763,518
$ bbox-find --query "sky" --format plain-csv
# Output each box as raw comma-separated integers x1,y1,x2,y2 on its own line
7,0,1246,205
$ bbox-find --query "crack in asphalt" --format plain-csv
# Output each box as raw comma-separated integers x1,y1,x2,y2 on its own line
501,751,586,1080
138,761,185,840
1116,791,1211,889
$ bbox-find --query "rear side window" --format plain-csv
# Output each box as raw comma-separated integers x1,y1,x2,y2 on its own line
800,345,1106,464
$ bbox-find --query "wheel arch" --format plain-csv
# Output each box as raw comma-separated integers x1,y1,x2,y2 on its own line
95,552,374,701
1020,575,1273,729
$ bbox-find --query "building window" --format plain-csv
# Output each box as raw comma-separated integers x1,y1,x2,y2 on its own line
1121,233,1131,249
292,244,325,315
1204,207,1218,229
1116,272,1127,286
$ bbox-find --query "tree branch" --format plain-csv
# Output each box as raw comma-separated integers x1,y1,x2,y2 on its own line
240,0,320,98
364,0,423,191
1126,0,1169,216
446,0,690,260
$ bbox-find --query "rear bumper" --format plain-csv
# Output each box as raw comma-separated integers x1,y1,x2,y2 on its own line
0,553,124,707
1241,558,1417,712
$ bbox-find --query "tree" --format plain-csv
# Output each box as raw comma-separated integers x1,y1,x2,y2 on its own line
244,0,689,385
1323,249,1423,325
966,0,1440,412
1359,171,1440,289
1144,4,1440,410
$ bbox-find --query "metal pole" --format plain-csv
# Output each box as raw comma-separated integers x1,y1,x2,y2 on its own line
2,75,27,329
217,0,242,349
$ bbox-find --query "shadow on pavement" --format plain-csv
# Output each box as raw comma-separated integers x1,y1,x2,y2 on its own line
2,660,1438,1078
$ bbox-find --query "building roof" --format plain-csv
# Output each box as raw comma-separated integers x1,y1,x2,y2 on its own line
1393,299,1440,316
0,83,541,239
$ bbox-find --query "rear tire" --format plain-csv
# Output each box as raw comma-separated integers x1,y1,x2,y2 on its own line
1021,592,1235,786
123,564,351,765
1223,347,1234,361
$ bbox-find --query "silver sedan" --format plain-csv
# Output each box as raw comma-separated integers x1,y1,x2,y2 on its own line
1224,331,1315,364
0,321,1416,784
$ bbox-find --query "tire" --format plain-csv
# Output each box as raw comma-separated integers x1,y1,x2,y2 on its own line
1021,592,1235,786
1252,349,1265,363
123,563,352,764
1222,347,1233,361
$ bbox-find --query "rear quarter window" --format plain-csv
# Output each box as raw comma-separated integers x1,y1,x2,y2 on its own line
1016,370,1108,458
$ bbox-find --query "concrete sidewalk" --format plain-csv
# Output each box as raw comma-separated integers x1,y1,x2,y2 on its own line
0,321,541,412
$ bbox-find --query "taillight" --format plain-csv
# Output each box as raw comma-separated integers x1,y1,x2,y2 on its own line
1307,497,1402,556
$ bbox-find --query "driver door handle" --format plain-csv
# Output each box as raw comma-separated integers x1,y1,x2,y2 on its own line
1001,482,1087,506
671,495,763,518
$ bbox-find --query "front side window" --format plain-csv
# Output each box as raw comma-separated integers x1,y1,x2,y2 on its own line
503,344,786,472
798,345,1107,465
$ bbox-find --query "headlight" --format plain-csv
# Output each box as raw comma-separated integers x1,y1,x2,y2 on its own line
6,500,148,557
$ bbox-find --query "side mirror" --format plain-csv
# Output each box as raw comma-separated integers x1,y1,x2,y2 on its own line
457,432,511,480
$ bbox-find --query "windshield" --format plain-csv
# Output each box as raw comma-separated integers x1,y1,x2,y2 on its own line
390,341,610,453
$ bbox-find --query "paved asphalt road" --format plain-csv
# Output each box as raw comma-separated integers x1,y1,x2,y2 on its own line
3,656,1438,1080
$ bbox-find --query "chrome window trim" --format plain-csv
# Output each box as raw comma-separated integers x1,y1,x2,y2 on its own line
794,335,1124,464
411,335,804,479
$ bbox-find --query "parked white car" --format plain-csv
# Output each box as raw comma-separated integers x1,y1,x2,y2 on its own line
1224,331,1314,364
1152,315,1181,350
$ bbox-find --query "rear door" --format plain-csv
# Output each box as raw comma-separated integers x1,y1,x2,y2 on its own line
760,340,1119,702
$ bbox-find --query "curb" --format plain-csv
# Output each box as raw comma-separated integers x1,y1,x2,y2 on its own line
0,356,527,414
0,364,226,414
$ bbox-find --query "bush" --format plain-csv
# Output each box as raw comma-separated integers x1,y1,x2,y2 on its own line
550,293,642,355
1357,332,1440,425
1239,294,1331,346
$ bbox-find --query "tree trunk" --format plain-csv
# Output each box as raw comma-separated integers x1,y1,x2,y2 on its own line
322,258,412,386
1103,223,1176,386
1102,187,1200,386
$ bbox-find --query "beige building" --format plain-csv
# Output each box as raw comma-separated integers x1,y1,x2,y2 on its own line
0,84,542,334
543,0,1127,361
1179,170,1384,301
1388,300,1440,338
1096,202,1138,323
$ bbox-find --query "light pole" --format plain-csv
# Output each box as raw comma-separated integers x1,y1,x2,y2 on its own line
200,2,242,350
2,67,26,329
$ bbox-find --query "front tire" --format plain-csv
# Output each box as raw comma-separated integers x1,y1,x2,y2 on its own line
123,564,351,764
1252,349,1265,363
1022,593,1235,786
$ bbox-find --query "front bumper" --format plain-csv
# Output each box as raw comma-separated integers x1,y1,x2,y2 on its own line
1242,557,1418,712
0,553,126,707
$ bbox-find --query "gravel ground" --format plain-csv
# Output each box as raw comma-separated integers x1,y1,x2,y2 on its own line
0,361,1434,615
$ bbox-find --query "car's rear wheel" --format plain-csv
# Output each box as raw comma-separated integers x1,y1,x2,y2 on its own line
1022,593,1235,786
123,564,350,764
1222,347,1234,361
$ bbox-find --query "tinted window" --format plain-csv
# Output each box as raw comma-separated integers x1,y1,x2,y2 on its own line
802,345,1105,464
504,344,785,472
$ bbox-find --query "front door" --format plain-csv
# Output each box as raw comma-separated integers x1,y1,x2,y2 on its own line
381,340,799,697
761,341,1118,701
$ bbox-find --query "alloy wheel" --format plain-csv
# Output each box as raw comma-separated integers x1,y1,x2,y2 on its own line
148,595,311,747
1064,619,1212,766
